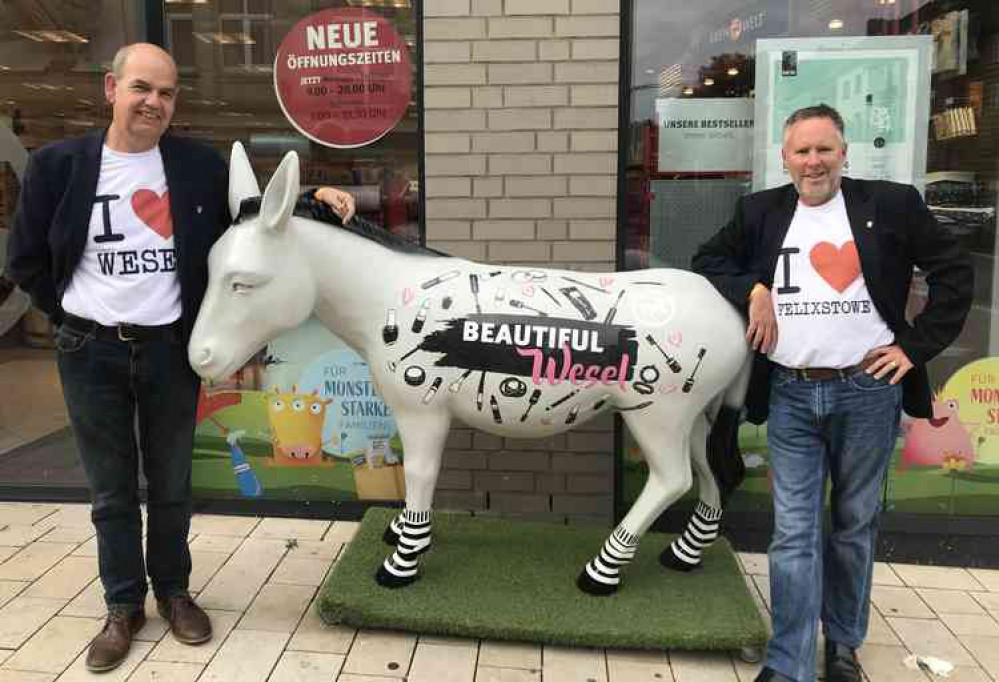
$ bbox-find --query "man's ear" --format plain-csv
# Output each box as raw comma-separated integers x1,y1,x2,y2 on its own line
104,73,117,106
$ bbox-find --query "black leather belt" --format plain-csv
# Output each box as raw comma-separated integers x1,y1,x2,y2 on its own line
61,312,181,343
775,356,877,382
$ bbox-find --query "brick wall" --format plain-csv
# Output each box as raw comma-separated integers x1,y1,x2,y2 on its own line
422,0,621,523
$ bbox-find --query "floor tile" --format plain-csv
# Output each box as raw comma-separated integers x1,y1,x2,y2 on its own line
0,670,56,681
856,644,932,682
415,635,476,649
969,569,999,592
866,605,902,646
891,564,985,591
478,640,541,669
187,535,243,555
287,601,355,654
0,527,53,549
196,539,286,612
34,527,92,545
0,596,67,649
407,643,477,682
542,645,607,682
0,582,27,610
871,585,935,619
342,630,416,677
337,675,402,682
475,667,541,682
121,660,204,682
0,545,77,582
188,551,231,593
0,547,16,564
23,558,96,601
737,553,767,576
55,639,152,682
940,613,999,637
238,584,314,633
0,615,101,674
187,515,259,538
872,562,904,587
0,652,8,667
37,507,91,529
250,518,330,542
58,580,103,618
751,574,771,610
270,557,329,587
324,521,360,545
606,649,670,680
971,591,999,612
668,650,736,681
943,667,993,681
917,588,988,616
147,610,240,664
0,506,59,527
286,540,343,562
268,651,344,682
957,635,999,679
887,617,976,665
132,593,169,643
198,629,288,682
67,539,96,559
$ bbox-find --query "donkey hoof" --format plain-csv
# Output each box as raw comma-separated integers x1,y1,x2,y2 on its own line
382,525,400,546
659,547,702,572
375,565,420,589
575,569,618,596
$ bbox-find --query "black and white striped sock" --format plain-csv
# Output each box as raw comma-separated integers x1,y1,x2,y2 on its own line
380,509,433,579
668,501,721,568
583,526,639,588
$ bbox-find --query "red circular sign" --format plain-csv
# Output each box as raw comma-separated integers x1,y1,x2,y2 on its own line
274,8,413,149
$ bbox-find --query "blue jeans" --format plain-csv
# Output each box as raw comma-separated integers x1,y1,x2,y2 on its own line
55,319,199,611
765,366,901,682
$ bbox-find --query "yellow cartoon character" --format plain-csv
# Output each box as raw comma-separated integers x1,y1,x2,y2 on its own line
266,386,334,467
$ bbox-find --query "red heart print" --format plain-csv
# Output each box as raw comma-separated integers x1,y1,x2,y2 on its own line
809,241,860,293
131,189,172,239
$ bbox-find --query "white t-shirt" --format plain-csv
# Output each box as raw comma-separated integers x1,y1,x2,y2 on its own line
61,145,182,326
768,190,894,368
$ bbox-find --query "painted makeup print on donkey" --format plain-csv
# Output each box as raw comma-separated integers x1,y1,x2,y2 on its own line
188,143,752,595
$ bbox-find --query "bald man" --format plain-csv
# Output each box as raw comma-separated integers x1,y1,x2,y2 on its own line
7,44,356,671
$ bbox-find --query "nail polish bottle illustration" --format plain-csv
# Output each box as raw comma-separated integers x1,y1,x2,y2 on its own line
382,310,399,345
412,299,431,333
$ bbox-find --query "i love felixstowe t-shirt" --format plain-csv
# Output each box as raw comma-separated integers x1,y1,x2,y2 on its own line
768,190,894,369
61,145,182,326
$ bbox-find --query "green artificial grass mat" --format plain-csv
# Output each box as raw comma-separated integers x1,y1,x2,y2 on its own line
317,508,767,650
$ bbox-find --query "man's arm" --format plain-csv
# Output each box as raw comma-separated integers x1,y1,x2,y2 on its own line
894,185,974,366
6,152,60,320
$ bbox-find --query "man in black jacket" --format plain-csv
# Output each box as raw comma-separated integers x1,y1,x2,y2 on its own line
6,43,355,672
692,104,972,682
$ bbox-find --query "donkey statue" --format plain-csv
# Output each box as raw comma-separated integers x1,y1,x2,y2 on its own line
189,143,751,595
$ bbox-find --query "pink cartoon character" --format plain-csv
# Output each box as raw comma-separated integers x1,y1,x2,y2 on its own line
900,397,975,470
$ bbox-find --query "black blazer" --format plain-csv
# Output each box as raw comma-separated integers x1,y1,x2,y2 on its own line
6,129,230,344
692,177,973,422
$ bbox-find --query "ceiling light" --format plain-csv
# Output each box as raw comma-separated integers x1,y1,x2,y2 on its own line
727,67,739,76
829,19,844,30
703,78,714,86
683,87,694,96
13,29,88,43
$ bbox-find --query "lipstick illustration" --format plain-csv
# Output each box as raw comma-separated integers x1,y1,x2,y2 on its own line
646,334,682,373
592,395,610,411
411,299,431,333
490,395,503,424
683,347,707,393
520,389,542,422
565,404,580,425
382,309,399,345
476,371,486,411
603,290,625,325
449,368,473,393
422,376,443,404
540,287,562,307
494,287,506,305
546,389,580,412
509,299,548,316
470,274,482,315
441,295,453,310
561,275,608,294
422,270,460,290
387,346,420,373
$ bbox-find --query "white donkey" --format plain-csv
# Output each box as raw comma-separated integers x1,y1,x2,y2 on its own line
190,144,752,595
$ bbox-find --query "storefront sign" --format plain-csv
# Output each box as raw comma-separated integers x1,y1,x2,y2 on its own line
655,98,754,173
753,36,932,191
274,8,413,149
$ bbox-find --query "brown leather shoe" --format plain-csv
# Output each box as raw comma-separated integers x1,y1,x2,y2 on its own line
157,593,212,645
86,607,146,672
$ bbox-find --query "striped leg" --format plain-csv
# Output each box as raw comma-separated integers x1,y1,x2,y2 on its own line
576,526,639,596
660,501,722,572
382,512,404,546
375,509,433,588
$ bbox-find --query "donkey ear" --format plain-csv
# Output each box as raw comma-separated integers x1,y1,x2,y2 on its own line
259,151,300,233
228,141,261,220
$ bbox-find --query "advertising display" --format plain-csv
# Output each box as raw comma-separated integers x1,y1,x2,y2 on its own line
655,98,754,173
753,36,932,191
273,7,413,149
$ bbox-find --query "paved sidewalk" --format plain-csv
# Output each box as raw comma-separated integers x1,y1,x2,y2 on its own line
0,503,996,681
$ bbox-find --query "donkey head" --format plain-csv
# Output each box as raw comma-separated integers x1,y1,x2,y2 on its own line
188,142,318,381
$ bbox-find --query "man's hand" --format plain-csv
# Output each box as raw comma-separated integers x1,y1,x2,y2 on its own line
865,344,914,384
314,187,356,223
746,283,778,353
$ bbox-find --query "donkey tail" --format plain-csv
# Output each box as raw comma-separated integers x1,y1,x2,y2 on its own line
706,353,753,505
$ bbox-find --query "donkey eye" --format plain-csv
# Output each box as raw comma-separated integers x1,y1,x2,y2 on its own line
232,282,253,293
309,402,323,415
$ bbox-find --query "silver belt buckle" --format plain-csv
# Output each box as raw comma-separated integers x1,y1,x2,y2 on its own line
117,324,137,342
